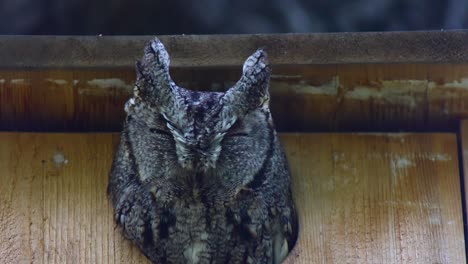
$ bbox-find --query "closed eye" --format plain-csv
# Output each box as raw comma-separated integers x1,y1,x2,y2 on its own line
227,119,248,137
227,132,249,137
149,128,172,136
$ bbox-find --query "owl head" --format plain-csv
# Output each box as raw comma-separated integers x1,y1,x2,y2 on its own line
125,38,273,177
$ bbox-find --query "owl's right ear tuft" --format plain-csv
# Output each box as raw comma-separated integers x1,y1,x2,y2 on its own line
136,37,171,85
132,37,176,110
242,49,270,78
221,49,271,118
145,38,170,71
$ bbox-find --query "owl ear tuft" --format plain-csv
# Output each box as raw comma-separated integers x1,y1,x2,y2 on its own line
133,37,175,111
242,48,270,78
223,49,271,116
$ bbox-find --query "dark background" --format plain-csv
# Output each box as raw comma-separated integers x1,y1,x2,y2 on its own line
1,0,466,35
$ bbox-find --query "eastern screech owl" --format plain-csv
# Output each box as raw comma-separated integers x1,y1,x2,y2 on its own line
107,37,298,264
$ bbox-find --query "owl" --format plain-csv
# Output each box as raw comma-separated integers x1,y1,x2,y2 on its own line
107,37,298,264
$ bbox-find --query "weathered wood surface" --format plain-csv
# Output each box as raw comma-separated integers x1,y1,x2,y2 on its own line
0,133,148,264
1,32,468,68
282,133,465,263
2,64,468,132
459,120,468,233
0,133,464,263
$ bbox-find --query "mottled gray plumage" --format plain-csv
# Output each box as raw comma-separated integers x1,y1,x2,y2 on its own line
107,37,297,264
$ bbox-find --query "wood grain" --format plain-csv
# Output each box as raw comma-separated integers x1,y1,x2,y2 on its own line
1,32,468,68
0,133,465,263
0,133,148,264
3,64,468,132
282,133,466,264
459,120,468,237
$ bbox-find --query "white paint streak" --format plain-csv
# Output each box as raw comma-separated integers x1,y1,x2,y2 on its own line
395,157,412,168
274,76,468,103
298,76,338,95
427,153,451,161
87,78,132,90
10,79,25,84
440,78,468,89
426,78,468,99
345,80,427,108
274,76,338,95
45,79,68,85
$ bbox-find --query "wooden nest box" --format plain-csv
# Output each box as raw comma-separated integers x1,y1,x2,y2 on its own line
1,32,468,263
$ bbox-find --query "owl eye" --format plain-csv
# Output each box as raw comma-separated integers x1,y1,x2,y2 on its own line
227,132,249,137
149,128,171,136
226,119,249,137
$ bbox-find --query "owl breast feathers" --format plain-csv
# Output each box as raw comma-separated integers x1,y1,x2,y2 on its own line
107,37,298,264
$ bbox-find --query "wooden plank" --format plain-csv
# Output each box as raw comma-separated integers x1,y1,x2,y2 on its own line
0,133,148,264
282,133,465,263
459,120,468,239
1,32,468,68
3,64,468,132
0,133,464,263
427,66,468,129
